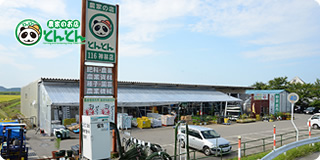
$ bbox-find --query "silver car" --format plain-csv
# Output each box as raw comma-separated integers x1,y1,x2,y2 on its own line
178,125,232,156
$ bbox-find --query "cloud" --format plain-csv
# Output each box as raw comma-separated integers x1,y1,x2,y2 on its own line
0,44,34,70
0,0,67,17
32,46,75,59
316,0,320,6
242,43,320,61
191,0,318,39
188,0,320,61
118,0,199,57
119,42,166,57
0,0,68,35
120,0,199,42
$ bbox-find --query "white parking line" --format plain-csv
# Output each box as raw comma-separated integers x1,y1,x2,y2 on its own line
161,143,175,147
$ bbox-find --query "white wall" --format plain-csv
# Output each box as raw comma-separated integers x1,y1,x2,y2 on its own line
20,80,39,126
39,83,52,134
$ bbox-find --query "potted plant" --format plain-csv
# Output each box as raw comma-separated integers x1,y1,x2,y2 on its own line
277,112,284,120
52,138,61,158
269,114,275,122
192,119,199,125
285,113,291,120
281,113,286,120
210,116,218,124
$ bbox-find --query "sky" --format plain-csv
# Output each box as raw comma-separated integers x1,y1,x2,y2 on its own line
0,0,320,88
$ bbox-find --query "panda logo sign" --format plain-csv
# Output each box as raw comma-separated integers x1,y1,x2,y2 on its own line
89,14,114,40
15,19,42,46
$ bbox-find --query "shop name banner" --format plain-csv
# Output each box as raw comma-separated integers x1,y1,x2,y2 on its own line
84,65,113,96
274,94,280,114
254,93,268,100
83,98,115,123
85,0,117,63
269,94,275,114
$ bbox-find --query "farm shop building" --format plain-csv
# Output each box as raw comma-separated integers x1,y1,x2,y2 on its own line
244,90,291,115
21,78,252,134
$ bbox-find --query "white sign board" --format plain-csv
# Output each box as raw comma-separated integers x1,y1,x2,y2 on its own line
84,65,113,96
83,98,115,123
85,0,117,63
288,93,299,104
254,93,268,100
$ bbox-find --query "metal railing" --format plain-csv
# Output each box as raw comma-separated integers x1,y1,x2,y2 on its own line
241,129,320,157
170,148,233,160
261,136,320,160
168,129,320,160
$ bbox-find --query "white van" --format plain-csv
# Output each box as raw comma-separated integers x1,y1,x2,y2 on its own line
308,113,320,129
177,125,232,156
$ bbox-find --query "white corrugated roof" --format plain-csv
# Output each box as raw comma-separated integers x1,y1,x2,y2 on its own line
44,84,79,105
118,88,242,107
43,84,242,107
245,90,286,94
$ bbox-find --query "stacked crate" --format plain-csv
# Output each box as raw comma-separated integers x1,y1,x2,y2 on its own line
181,115,193,125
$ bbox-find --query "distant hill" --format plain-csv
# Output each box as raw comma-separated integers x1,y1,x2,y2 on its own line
0,86,20,92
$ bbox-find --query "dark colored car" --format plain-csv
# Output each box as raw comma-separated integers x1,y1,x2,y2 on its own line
303,107,320,114
294,106,303,113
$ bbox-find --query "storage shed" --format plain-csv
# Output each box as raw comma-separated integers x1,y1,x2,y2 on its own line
21,78,251,134
245,90,291,115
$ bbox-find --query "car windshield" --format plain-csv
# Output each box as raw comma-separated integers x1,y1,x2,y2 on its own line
307,107,315,110
201,130,220,139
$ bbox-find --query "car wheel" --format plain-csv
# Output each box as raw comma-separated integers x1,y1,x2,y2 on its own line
180,140,185,148
203,146,211,156
313,124,319,129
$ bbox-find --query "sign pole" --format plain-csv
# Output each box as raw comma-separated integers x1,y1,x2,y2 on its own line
288,93,299,141
82,0,118,155
273,125,276,150
238,136,241,160
79,0,86,154
112,4,119,153
291,103,298,141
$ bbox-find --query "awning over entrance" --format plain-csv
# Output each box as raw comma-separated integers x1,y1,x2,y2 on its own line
118,88,242,107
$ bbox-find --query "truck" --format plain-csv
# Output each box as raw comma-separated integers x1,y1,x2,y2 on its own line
0,122,28,160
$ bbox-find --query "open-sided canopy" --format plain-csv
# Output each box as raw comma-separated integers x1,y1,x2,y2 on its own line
44,84,242,107
118,87,242,107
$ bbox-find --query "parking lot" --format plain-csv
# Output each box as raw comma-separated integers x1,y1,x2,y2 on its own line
129,114,320,159
27,113,320,159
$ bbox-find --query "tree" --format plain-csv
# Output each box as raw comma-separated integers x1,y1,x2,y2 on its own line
251,76,319,108
311,79,320,98
288,83,313,107
310,79,320,108
267,77,289,90
252,82,268,90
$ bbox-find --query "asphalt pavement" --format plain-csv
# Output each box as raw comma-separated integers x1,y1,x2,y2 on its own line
26,113,320,159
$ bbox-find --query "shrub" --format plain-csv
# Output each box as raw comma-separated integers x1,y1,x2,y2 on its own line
240,114,248,119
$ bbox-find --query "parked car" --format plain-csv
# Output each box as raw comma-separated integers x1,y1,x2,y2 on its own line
307,113,320,129
303,107,319,114
294,106,303,113
177,125,232,156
